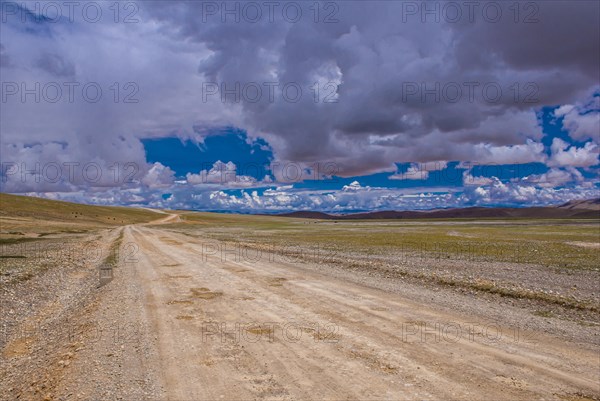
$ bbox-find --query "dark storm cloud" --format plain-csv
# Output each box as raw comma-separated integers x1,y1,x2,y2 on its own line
452,1,600,77
0,43,12,67
1,0,598,205
35,52,76,77
139,1,598,176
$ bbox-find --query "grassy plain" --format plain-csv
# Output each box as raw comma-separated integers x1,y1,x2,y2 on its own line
174,212,600,271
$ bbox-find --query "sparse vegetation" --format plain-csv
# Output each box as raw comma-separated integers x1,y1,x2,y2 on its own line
169,211,600,317
534,310,554,318
103,230,124,268
0,237,43,245
1,195,599,400
0,193,158,234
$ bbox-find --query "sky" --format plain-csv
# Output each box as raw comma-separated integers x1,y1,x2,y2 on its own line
0,0,598,213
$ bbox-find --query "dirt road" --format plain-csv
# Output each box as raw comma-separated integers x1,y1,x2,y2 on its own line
3,220,599,400
105,225,600,399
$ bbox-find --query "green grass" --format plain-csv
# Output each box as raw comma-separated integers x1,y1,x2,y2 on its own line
0,237,44,245
1,194,598,274
0,193,159,227
174,213,599,270
104,230,124,267
176,212,300,230
169,212,600,312
533,310,554,318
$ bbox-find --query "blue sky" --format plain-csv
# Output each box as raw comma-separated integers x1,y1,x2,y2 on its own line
133,102,599,212
0,1,598,212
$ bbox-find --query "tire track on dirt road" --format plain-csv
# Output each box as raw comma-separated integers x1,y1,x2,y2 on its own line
122,225,599,400
128,225,426,400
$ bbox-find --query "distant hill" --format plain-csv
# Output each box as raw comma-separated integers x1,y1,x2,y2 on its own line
557,198,600,211
277,199,600,220
276,211,335,219
2,193,598,224
0,193,159,226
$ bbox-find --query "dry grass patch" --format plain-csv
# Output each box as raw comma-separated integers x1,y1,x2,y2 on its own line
159,237,183,245
246,326,275,336
190,287,223,299
404,320,427,326
267,277,287,287
312,331,341,342
165,274,191,279
167,299,193,305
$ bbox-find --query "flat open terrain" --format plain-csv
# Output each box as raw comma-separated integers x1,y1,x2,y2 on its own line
1,194,599,400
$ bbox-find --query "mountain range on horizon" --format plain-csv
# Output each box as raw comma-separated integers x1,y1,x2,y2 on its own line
1,193,599,219
275,198,600,220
